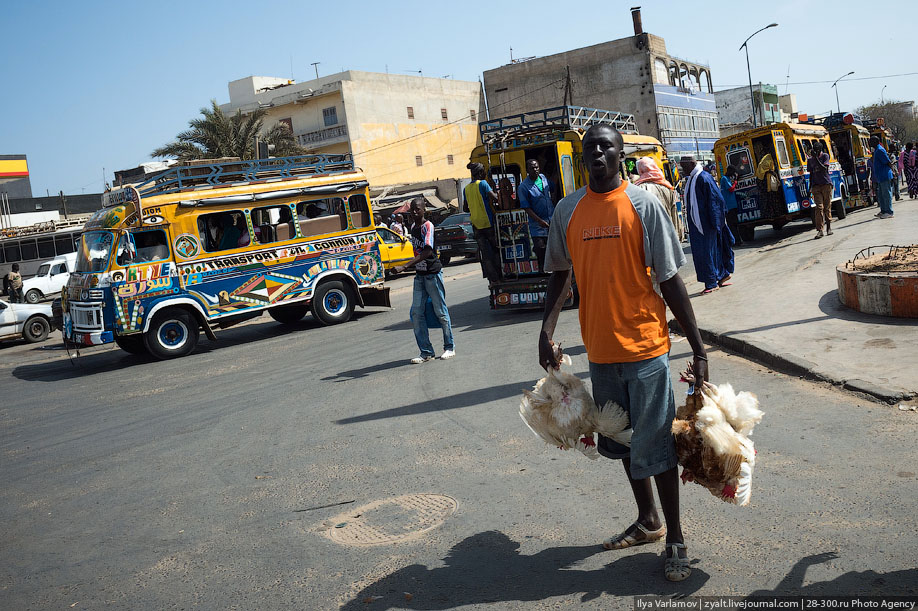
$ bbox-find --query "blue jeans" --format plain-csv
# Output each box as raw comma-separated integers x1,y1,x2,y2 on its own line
410,272,454,357
877,180,894,215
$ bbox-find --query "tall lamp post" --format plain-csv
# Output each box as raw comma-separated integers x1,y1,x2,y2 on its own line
881,85,887,105
739,23,778,128
832,71,855,113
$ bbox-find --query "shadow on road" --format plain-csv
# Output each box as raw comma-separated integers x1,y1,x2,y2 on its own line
340,530,709,609
749,552,918,595
333,372,588,425
378,296,547,335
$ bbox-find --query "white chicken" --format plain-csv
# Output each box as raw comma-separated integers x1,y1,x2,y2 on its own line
519,355,632,459
672,366,764,506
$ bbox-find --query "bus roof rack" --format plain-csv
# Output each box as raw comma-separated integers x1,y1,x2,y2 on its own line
809,112,865,129
479,105,638,148
133,154,356,197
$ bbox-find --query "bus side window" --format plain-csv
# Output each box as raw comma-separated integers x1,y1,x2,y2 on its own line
252,205,294,244
348,194,371,229
296,197,346,237
120,229,169,265
197,211,251,252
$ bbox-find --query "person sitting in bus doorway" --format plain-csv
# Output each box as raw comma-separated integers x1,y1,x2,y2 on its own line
870,135,896,219
539,124,708,582
518,159,555,272
394,197,455,363
680,155,734,294
807,141,834,239
635,157,683,242
5,263,24,303
462,163,501,283
719,166,742,246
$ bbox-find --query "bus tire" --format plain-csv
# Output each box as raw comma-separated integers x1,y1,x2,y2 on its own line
269,303,308,324
25,289,43,304
23,316,50,343
738,226,755,242
144,309,199,360
115,334,147,355
310,280,355,326
833,196,848,220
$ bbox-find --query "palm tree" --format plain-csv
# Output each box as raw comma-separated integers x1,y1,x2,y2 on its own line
151,101,307,161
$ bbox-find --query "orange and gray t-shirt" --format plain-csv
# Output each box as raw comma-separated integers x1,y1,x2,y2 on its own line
544,182,685,364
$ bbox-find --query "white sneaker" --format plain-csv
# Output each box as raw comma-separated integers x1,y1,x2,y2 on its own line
815,230,824,239
439,349,456,360
410,355,434,364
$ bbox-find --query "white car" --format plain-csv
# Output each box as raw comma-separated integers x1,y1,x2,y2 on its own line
22,252,76,304
0,298,55,343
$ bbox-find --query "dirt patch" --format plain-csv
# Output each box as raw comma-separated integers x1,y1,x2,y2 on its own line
851,245,918,273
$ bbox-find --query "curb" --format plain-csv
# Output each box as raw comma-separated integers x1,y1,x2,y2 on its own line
668,319,915,405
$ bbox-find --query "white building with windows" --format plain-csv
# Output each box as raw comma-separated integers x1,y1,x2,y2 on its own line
221,71,484,187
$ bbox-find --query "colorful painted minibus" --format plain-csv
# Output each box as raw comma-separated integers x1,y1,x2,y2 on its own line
61,155,390,359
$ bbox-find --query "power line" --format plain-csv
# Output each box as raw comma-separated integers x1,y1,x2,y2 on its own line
714,71,918,90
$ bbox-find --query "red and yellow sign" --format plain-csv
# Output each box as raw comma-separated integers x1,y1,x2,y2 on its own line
0,159,29,178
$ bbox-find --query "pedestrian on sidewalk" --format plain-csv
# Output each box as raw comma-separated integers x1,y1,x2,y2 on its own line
539,124,709,583
5,264,24,303
635,156,683,242
517,159,555,272
394,198,455,364
719,166,742,246
462,163,502,283
870,135,896,218
680,156,734,294
902,143,918,199
807,141,834,239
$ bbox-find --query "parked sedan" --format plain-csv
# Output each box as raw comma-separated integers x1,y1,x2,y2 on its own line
0,298,55,343
433,213,478,265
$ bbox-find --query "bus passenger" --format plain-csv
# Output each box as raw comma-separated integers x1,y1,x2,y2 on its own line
462,163,501,283
517,159,555,271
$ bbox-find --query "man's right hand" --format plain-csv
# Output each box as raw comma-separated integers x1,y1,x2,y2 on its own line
539,331,560,371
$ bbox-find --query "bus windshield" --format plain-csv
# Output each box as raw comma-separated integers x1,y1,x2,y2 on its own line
76,231,115,273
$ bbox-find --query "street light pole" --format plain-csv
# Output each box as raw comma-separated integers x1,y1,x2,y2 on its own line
881,85,887,105
739,23,778,129
832,71,855,113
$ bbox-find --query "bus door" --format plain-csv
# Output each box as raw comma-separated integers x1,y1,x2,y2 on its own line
724,145,762,225
556,140,576,198
773,131,807,213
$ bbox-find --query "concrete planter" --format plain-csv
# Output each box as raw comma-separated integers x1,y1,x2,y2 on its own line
837,264,918,318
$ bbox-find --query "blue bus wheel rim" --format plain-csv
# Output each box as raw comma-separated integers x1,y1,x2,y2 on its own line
159,321,188,348
324,290,346,315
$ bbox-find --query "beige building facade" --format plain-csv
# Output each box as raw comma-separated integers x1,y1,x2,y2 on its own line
221,71,484,188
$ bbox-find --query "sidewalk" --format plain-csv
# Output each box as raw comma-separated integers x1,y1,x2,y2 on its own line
676,194,917,403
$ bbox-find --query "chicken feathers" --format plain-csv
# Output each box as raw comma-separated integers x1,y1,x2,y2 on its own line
520,355,632,460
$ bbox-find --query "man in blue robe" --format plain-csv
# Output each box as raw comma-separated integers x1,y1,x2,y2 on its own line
680,157,734,294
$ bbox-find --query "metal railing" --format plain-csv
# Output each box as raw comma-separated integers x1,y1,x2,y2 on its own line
479,105,638,145
133,154,356,197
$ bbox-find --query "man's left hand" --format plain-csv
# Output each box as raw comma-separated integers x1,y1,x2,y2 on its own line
693,356,709,384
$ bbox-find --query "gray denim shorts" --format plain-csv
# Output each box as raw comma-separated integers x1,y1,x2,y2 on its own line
589,353,677,479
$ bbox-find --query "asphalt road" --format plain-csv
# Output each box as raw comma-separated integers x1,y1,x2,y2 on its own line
2,259,917,610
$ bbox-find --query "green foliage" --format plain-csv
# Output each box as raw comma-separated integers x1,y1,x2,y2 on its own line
856,100,918,143
151,101,308,160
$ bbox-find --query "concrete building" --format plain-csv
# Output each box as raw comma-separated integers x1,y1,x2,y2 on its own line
779,93,799,123
715,83,782,136
0,155,33,199
481,7,718,161
221,71,484,188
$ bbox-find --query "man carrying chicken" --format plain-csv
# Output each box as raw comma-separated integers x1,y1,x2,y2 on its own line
538,124,708,582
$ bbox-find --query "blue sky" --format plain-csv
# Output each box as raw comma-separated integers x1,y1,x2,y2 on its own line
3,0,916,198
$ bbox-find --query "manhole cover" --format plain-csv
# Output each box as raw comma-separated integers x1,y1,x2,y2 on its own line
327,494,457,546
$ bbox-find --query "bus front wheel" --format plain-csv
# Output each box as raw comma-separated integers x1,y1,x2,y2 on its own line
144,309,199,360
311,280,355,325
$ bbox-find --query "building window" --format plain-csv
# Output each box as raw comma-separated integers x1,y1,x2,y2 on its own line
407,106,414,119
323,107,337,127
469,109,476,121
447,155,454,165
441,108,448,120
416,156,423,166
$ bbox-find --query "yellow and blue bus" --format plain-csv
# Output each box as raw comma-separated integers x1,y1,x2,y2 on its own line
62,155,390,359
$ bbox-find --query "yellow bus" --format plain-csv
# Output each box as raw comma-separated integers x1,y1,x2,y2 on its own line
62,155,390,359
713,122,845,241
469,105,671,308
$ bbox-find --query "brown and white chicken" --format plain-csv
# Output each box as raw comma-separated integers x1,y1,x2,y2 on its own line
520,355,632,459
672,365,763,506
